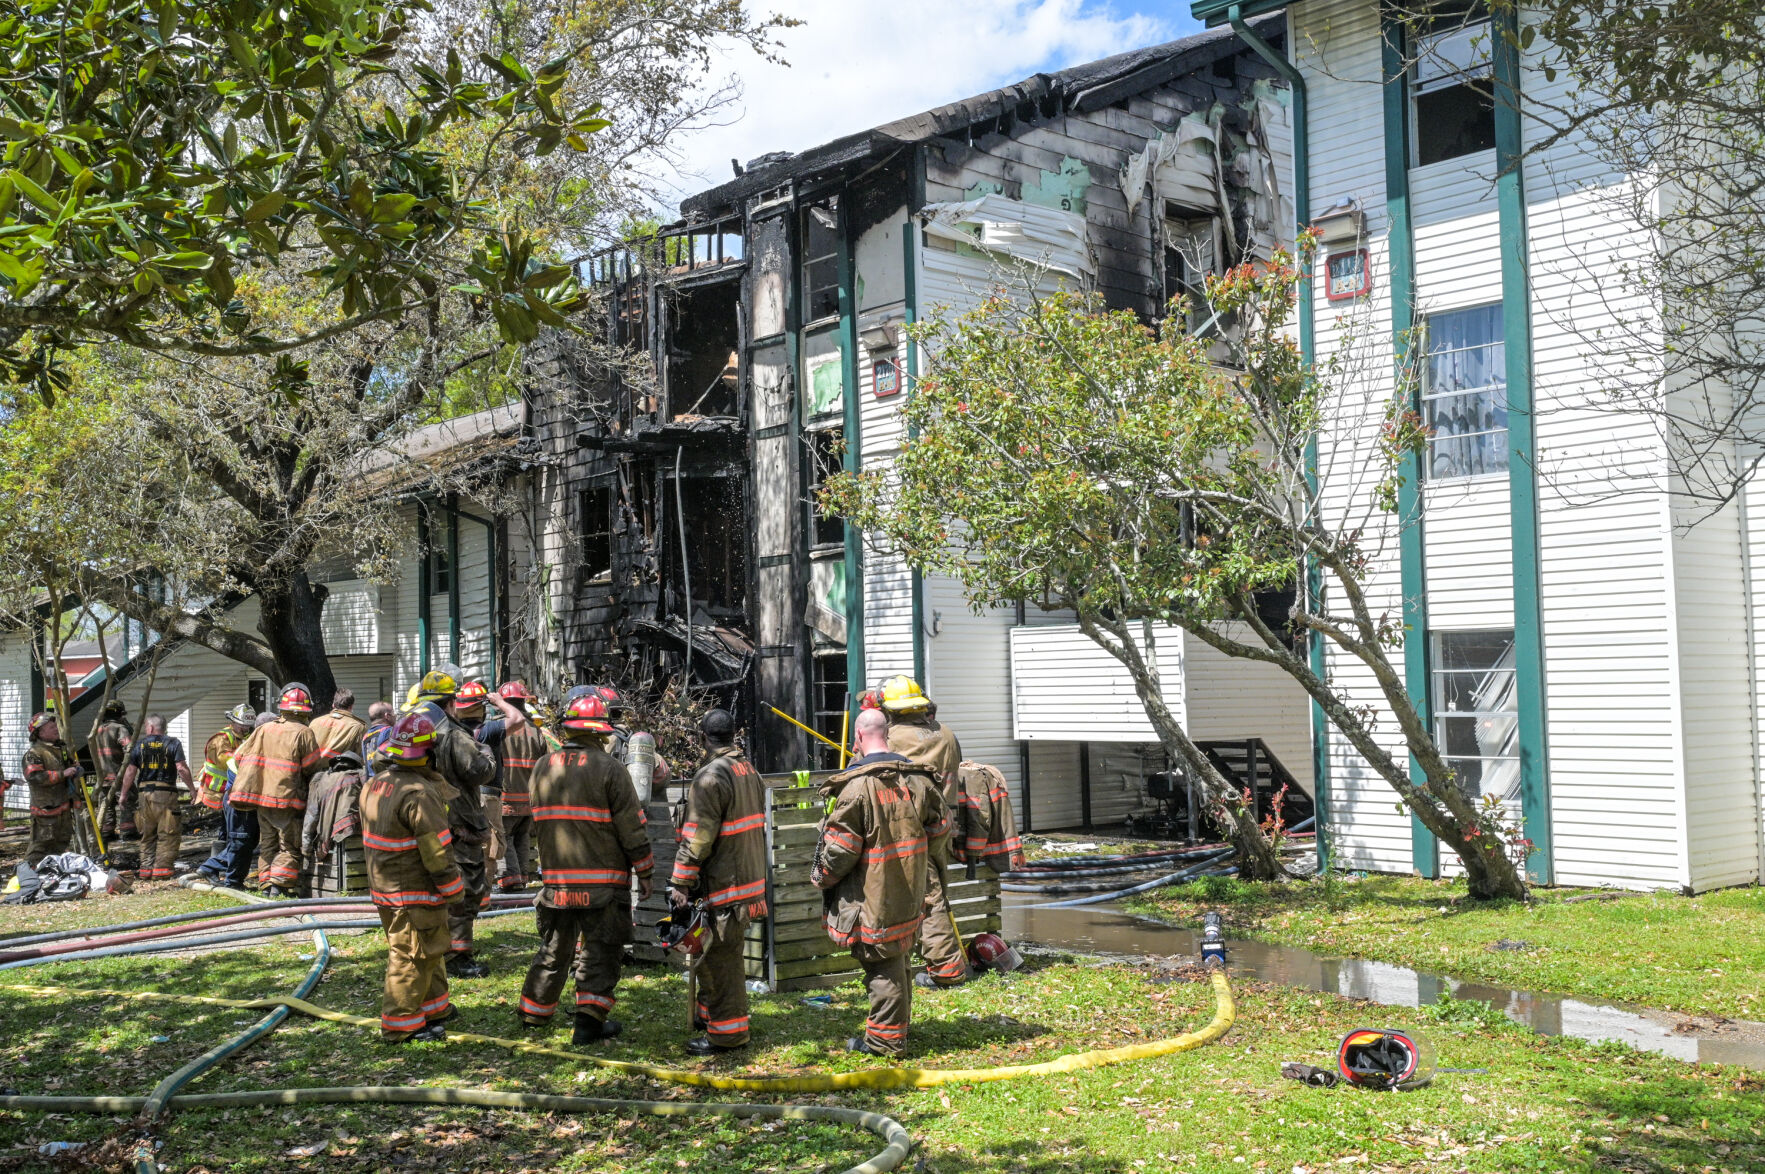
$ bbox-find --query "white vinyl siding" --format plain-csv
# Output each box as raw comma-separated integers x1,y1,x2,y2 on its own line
1009,623,1185,743
1424,482,1514,627
922,572,1022,824
319,580,386,658
1,632,32,808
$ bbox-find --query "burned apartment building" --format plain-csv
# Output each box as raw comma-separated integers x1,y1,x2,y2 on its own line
523,21,1299,798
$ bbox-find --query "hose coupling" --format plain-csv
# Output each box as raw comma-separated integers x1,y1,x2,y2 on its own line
1200,911,1227,969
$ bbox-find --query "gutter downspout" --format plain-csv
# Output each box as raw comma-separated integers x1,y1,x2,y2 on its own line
446,494,462,668
416,507,432,678
1228,5,1329,872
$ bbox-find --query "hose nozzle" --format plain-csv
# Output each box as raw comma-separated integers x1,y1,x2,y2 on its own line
1200,911,1227,969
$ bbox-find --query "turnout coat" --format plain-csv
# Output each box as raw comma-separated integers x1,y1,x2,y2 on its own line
812,753,949,957
530,739,653,909
670,746,769,917
21,740,74,816
361,763,464,909
230,717,322,812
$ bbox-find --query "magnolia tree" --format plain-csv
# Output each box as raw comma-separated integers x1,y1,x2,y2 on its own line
826,249,1530,900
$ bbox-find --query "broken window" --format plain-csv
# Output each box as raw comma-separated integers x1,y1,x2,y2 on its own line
667,475,747,618
805,427,845,549
616,461,655,546
801,201,841,324
580,484,613,581
1161,212,1218,324
1411,2,1496,167
811,649,849,770
1431,629,1518,802
1422,303,1506,480
662,277,741,420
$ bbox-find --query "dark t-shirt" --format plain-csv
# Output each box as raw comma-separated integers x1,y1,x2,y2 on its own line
468,717,508,793
128,734,187,789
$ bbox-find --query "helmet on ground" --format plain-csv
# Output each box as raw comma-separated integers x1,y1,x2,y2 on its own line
561,693,613,734
227,703,256,729
655,902,710,955
498,681,534,702
1337,1028,1434,1091
880,674,930,714
27,711,58,739
383,710,439,763
455,680,490,709
278,683,313,713
966,932,1024,974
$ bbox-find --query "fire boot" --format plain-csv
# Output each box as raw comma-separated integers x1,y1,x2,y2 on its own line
446,953,490,979
573,1017,623,1045
685,1036,744,1057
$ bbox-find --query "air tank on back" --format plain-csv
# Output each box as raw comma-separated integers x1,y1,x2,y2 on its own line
625,731,657,803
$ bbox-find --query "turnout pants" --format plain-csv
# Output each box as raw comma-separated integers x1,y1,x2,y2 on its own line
498,814,534,889
693,908,753,1046
519,901,630,1026
447,832,490,957
26,810,73,866
95,782,124,840
376,905,452,1040
855,947,912,1056
915,860,972,985
136,791,182,879
254,807,303,890
482,792,505,883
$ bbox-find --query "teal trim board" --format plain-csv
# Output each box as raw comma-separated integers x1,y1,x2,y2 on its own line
837,192,866,700
1228,5,1329,870
1380,5,1437,877
903,199,926,687
1493,5,1553,883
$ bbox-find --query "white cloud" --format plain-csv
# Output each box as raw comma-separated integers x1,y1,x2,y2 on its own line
655,0,1191,212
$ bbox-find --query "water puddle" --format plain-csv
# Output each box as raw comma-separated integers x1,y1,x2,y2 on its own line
1004,898,1765,1070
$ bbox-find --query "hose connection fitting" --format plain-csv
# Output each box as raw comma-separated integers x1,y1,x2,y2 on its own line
1200,911,1227,970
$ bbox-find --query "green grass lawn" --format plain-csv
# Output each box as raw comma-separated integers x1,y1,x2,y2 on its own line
1126,873,1765,1020
2,892,1762,1172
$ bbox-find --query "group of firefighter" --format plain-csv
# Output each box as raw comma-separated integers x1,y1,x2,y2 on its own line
13,670,1022,1058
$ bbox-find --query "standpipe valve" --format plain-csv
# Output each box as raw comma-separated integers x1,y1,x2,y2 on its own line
1200,911,1227,969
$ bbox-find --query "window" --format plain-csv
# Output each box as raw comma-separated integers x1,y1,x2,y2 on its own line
1422,303,1506,480
427,545,451,595
1432,629,1518,802
1161,213,1217,324
580,484,612,581
1410,2,1495,167
805,428,845,548
811,649,849,771
248,679,269,714
801,202,840,324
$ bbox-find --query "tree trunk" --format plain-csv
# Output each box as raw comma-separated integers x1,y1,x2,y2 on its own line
1077,611,1288,882
255,570,337,706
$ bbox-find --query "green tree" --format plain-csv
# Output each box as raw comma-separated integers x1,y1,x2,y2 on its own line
0,0,611,403
827,252,1530,899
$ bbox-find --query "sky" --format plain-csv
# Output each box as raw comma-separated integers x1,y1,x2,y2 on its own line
657,0,1203,212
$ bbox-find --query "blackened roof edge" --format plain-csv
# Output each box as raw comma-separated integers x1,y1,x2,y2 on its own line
680,16,1282,221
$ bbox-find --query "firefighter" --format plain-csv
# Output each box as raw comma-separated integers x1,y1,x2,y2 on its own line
495,681,547,891
197,705,256,815
360,700,396,765
309,688,368,761
518,692,653,1044
229,683,323,896
812,708,949,1056
20,712,80,865
878,675,973,988
362,708,464,1043
453,680,508,887
669,709,768,1055
597,685,671,793
117,714,195,881
408,669,498,977
89,699,134,841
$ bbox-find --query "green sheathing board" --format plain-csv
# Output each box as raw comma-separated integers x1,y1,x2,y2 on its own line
1494,6,1553,882
963,155,1092,215
1381,7,1437,877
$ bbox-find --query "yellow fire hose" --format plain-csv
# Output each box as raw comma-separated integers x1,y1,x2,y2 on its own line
1,969,1234,1092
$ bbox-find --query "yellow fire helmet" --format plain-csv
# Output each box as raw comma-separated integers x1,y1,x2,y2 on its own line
879,674,930,714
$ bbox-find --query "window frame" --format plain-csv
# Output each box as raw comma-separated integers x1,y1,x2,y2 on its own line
1429,628,1519,803
1408,3,1497,169
803,425,846,551
1420,302,1508,483
800,201,841,327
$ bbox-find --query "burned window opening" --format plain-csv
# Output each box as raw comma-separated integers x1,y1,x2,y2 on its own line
663,277,741,422
616,460,656,547
805,427,846,550
664,473,748,622
580,483,613,583
801,200,841,324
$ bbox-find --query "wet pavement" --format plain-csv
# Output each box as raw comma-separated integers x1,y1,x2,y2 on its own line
1004,896,1765,1070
